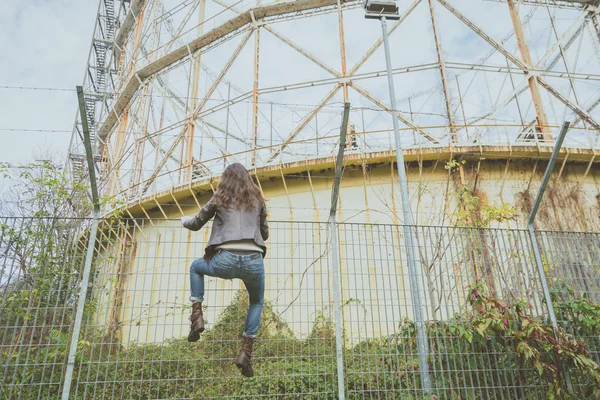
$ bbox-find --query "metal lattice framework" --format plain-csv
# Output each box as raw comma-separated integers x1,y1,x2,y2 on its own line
68,0,600,206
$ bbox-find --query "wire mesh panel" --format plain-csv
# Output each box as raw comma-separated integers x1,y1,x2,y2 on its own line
537,231,600,370
421,226,551,399
338,224,554,399
69,219,336,399
1,217,89,399
338,222,421,399
3,217,600,399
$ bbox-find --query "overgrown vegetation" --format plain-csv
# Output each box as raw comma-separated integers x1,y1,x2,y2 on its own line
3,160,600,399
3,285,600,399
0,160,123,399
453,185,519,228
435,285,600,399
0,162,88,330
443,159,520,297
0,161,90,400
444,159,518,229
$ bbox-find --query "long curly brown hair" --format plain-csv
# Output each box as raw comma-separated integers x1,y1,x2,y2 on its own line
213,163,265,210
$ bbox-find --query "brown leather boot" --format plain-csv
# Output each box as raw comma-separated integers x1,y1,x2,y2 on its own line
187,302,204,342
235,336,255,377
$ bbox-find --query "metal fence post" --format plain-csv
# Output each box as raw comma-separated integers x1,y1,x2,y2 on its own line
527,121,573,390
330,102,350,400
381,16,432,393
527,121,569,331
62,87,102,400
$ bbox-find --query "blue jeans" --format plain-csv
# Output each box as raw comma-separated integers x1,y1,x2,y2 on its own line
190,250,265,338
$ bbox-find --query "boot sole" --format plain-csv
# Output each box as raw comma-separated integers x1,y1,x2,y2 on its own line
187,327,205,342
235,361,253,378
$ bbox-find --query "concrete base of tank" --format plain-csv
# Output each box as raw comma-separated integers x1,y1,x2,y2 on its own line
94,145,600,344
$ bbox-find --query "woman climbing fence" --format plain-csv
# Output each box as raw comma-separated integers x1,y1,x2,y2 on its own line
182,162,269,377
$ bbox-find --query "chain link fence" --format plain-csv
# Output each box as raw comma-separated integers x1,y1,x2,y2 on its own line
1,217,599,399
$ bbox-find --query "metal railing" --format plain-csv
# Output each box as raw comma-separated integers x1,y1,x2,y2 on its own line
101,130,600,209
1,217,599,399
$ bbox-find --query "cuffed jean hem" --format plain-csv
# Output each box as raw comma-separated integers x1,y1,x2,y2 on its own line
190,296,203,303
242,332,257,338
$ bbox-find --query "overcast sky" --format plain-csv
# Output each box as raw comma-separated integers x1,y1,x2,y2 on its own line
0,0,98,166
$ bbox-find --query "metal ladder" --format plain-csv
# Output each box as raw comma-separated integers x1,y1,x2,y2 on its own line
70,0,117,180
69,153,88,181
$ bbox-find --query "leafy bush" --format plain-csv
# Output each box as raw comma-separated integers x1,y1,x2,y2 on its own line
3,286,600,399
424,285,600,399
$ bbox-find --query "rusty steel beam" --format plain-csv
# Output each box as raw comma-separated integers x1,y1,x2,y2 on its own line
191,30,253,118
252,21,260,166
572,96,600,127
263,25,340,77
587,13,600,129
547,7,585,126
351,84,440,143
428,0,456,142
160,0,201,55
591,13,600,43
141,125,188,195
337,0,349,101
498,0,598,7
147,77,238,157
268,85,341,162
468,14,587,124
439,0,596,138
507,0,552,140
97,0,357,144
538,78,600,130
212,0,244,13
185,0,207,182
129,86,152,191
437,0,523,67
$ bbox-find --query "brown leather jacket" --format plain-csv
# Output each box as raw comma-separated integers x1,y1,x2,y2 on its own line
182,197,269,260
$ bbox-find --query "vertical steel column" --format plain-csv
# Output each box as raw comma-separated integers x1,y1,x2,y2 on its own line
428,0,456,143
330,102,351,400
62,87,102,400
225,82,231,168
507,0,552,141
316,113,319,154
270,102,273,152
381,16,432,393
251,13,261,166
527,121,570,331
185,0,207,181
336,0,349,102
527,121,573,391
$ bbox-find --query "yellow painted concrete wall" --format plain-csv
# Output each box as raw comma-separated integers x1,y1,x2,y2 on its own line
93,156,600,344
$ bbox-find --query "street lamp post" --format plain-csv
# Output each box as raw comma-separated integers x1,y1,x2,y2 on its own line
364,1,432,393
